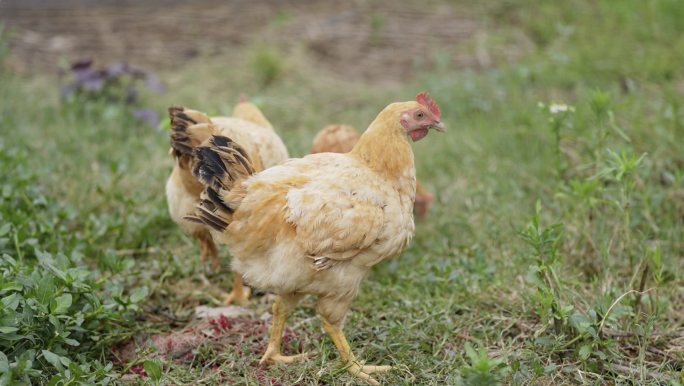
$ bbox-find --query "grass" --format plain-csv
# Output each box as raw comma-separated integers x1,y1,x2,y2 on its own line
1,0,684,384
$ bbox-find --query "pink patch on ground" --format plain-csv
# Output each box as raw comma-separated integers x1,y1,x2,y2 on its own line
410,128,428,142
112,315,307,379
130,364,147,377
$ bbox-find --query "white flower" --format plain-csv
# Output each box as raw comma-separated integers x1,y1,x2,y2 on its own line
549,103,568,114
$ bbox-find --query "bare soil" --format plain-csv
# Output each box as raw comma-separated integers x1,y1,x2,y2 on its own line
1,0,492,82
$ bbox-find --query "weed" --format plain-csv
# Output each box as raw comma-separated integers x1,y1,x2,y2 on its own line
251,44,284,88
59,58,165,129
589,89,612,168
595,147,647,270
0,247,147,384
369,12,385,46
459,343,509,385
538,101,575,182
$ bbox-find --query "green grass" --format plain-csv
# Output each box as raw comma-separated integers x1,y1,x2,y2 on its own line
1,0,684,384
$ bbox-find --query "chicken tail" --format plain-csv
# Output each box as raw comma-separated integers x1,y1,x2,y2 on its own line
183,135,257,232
168,106,216,159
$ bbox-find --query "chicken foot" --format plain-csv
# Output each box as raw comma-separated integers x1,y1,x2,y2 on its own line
319,297,391,385
220,273,251,305
259,294,308,365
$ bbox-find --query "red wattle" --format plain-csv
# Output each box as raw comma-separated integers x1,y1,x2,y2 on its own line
409,128,429,142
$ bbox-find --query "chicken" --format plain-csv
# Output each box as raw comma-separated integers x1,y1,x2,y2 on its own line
414,181,435,218
182,92,445,384
165,97,289,304
231,94,274,130
311,124,435,217
310,124,361,154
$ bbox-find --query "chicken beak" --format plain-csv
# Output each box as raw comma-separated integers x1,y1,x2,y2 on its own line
430,121,446,133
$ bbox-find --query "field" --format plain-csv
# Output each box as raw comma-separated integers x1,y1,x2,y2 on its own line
1,0,684,385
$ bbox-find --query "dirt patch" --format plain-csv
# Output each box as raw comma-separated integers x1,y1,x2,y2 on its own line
113,314,313,380
1,0,489,82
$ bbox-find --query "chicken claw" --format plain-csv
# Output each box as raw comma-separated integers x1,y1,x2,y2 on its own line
259,350,308,365
221,274,251,305
258,294,307,365
220,287,251,305
346,362,393,385
323,318,392,385
356,362,393,373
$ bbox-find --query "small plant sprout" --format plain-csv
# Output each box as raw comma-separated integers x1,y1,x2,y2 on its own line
555,179,602,259
635,245,665,314
251,44,284,87
588,89,633,168
519,201,571,337
595,147,647,269
519,200,564,267
648,245,664,289
589,89,612,167
538,101,575,182
460,343,510,386
143,355,171,386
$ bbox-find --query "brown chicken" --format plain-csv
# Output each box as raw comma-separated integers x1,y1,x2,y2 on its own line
311,124,435,217
165,98,289,304
183,93,445,384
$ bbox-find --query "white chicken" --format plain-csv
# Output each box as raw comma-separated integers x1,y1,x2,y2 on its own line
166,98,288,303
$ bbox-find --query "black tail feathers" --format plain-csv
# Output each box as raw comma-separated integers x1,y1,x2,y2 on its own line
192,135,256,192
182,135,257,233
168,106,212,158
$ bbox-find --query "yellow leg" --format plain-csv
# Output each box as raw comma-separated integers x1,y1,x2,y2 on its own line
319,296,391,385
207,239,221,272
198,238,208,266
221,273,251,305
259,294,307,365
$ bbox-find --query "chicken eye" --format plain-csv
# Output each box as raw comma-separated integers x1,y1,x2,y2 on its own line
416,111,424,119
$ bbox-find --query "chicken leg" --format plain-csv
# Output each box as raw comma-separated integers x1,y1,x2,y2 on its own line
259,294,308,364
198,237,221,272
198,237,249,304
221,273,252,305
199,238,209,269
319,296,391,385
199,239,251,305
206,237,221,272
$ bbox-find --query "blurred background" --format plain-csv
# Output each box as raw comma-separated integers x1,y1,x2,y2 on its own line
3,0,490,81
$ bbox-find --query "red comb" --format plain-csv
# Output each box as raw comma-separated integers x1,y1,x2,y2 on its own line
239,94,246,103
416,92,441,120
